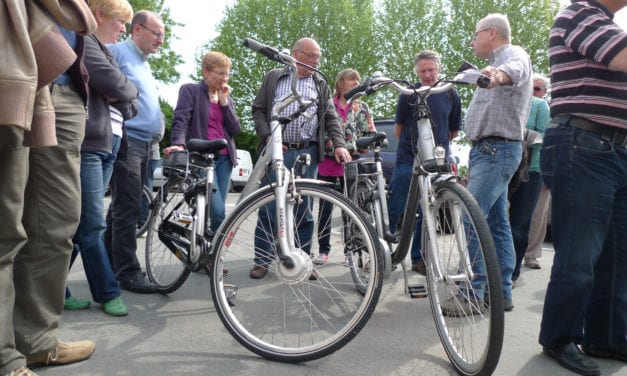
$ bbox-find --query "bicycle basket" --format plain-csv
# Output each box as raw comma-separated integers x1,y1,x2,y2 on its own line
163,150,189,177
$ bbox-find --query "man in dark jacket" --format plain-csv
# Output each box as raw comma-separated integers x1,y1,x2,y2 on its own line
248,37,351,279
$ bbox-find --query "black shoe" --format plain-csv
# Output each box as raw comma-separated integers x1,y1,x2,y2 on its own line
582,344,627,362
543,342,600,376
119,273,159,294
504,298,514,312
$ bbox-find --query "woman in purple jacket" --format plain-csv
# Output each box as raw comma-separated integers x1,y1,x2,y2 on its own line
164,51,241,236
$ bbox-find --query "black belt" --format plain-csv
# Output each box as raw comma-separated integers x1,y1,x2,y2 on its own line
283,141,316,150
471,136,518,147
550,115,627,148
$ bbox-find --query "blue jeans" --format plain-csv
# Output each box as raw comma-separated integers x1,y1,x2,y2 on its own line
254,146,318,266
210,154,233,234
69,135,122,303
539,123,627,351
387,162,423,264
509,171,543,281
105,136,150,280
467,139,522,301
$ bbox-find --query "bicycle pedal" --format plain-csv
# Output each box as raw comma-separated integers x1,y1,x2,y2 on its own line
408,284,428,299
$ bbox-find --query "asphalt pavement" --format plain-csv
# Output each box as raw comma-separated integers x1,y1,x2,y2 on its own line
36,193,626,376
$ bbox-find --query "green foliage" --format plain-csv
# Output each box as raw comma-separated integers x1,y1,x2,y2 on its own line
164,0,563,160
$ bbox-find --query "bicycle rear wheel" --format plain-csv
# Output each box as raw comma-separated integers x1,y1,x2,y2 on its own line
145,176,192,294
136,185,153,238
423,180,503,376
210,181,383,362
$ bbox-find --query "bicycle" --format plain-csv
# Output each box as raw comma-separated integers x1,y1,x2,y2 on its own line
342,65,504,376
144,38,385,363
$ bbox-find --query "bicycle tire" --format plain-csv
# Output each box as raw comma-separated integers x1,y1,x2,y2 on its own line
136,185,153,238
423,180,504,376
145,176,192,294
210,181,384,363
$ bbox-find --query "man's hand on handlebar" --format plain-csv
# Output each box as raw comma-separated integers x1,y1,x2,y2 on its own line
334,147,352,163
481,66,511,89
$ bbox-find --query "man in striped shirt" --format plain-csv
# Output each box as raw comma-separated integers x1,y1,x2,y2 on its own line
539,1,627,375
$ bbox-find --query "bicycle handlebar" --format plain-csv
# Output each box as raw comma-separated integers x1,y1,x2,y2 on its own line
243,38,295,65
344,65,491,102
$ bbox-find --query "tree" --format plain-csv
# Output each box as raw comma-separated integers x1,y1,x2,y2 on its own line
200,0,379,157
168,0,563,156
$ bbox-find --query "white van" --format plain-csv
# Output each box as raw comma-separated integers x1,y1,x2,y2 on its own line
230,149,253,192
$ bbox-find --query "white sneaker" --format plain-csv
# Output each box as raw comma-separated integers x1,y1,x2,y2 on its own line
313,254,329,265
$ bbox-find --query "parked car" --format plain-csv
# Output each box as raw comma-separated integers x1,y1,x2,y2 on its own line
151,149,253,193
230,149,253,192
364,119,397,184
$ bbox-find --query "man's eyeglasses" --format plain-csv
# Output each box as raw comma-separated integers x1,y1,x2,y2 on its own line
472,28,492,41
296,49,321,60
138,24,164,39
533,86,545,91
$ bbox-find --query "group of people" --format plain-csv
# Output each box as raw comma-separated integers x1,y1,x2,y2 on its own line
2,1,625,376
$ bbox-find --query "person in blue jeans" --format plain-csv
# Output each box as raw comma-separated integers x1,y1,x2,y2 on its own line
164,51,241,237
441,14,532,316
64,0,138,317
539,1,627,375
387,50,461,274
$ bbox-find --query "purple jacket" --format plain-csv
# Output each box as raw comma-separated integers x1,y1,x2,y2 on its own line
170,80,241,165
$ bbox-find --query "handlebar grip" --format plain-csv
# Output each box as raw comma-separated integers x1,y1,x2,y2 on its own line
242,38,281,62
343,83,369,101
476,75,491,89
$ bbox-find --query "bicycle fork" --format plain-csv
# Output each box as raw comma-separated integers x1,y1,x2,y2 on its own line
419,176,475,285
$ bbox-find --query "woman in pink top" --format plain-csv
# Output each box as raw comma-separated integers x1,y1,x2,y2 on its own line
314,69,376,265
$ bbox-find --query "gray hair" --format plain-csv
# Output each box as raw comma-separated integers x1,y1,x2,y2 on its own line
478,13,511,43
533,73,549,89
414,50,441,67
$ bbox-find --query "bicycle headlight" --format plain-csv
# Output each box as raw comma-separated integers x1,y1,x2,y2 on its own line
433,146,446,161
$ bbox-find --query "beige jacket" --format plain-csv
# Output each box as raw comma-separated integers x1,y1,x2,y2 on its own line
0,0,96,146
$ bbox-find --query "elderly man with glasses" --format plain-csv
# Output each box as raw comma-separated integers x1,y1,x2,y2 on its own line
104,10,165,294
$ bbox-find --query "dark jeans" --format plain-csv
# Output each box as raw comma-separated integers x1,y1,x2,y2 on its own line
539,122,627,351
387,162,423,264
139,157,160,227
105,136,150,281
509,171,543,280
253,146,318,266
317,174,344,255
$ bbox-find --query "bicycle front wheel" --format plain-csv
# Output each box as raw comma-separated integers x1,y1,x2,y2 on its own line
210,181,384,363
423,180,503,376
145,176,192,294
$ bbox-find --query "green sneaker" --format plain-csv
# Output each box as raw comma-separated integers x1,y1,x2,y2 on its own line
64,296,91,310
102,297,128,316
